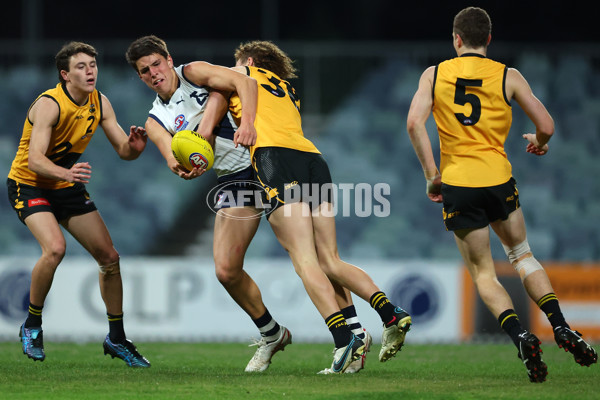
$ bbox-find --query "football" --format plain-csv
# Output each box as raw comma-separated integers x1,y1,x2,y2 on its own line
171,130,214,171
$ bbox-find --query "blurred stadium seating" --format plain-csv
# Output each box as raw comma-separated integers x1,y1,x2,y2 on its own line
1,43,599,261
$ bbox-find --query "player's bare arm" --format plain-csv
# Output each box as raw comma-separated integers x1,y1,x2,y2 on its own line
99,94,147,160
184,62,257,147
196,89,231,148
406,66,442,202
506,68,555,155
28,96,91,183
144,117,198,179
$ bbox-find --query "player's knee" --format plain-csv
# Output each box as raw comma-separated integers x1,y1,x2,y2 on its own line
94,247,120,266
215,261,242,285
315,250,341,276
45,241,66,265
502,240,543,280
514,256,544,280
502,240,531,264
215,268,232,285
98,257,120,275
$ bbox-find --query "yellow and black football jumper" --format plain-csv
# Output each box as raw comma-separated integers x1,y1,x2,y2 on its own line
433,54,512,188
8,83,103,189
432,54,518,230
229,66,319,158
230,66,332,212
7,83,102,222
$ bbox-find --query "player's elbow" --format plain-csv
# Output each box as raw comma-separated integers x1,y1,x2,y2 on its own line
406,116,422,138
118,144,142,161
27,151,44,173
120,154,138,161
538,116,555,140
120,150,141,161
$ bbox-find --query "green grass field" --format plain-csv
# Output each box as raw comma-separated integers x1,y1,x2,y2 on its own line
0,341,597,399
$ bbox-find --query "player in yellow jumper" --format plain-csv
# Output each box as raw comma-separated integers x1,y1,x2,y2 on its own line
7,41,150,367
220,41,412,372
195,41,381,373
406,6,597,382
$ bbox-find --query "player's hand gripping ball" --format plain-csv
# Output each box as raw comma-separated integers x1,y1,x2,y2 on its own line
171,130,214,171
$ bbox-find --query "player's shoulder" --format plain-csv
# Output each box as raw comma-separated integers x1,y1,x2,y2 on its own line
504,67,529,98
180,63,211,89
504,67,528,90
423,65,436,76
505,67,524,80
418,65,436,84
231,65,249,75
182,60,214,77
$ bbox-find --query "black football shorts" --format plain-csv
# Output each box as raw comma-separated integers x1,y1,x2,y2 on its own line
252,147,334,216
7,178,97,224
441,177,519,231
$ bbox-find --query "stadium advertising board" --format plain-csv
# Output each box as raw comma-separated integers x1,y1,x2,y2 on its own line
0,258,462,343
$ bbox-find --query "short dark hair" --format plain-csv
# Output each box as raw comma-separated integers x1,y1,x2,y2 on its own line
453,7,492,48
55,41,97,84
234,40,297,80
125,35,170,72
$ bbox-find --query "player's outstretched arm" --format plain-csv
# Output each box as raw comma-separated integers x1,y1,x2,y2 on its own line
144,118,204,180
100,94,147,160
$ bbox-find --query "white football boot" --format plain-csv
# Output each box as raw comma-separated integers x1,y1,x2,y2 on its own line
245,326,292,372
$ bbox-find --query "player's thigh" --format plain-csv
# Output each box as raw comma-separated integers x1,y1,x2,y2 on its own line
24,211,66,255
61,211,117,262
213,206,261,266
269,202,316,255
311,202,340,261
454,226,496,278
490,207,527,247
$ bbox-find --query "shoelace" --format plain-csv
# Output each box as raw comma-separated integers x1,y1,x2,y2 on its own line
248,337,268,348
31,333,43,348
123,341,143,357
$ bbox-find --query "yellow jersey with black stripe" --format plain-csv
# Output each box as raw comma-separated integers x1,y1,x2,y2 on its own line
8,83,102,189
229,66,319,158
432,54,512,187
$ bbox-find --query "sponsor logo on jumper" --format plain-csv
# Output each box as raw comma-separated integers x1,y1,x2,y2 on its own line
174,114,188,131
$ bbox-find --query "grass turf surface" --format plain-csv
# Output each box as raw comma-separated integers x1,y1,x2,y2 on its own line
0,341,597,399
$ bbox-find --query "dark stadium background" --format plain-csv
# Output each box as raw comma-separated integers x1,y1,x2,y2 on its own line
2,0,599,257
2,0,597,42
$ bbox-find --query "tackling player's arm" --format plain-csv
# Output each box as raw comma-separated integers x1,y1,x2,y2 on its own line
196,89,230,148
406,66,442,203
99,93,147,160
184,61,257,147
505,68,554,156
28,96,92,183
